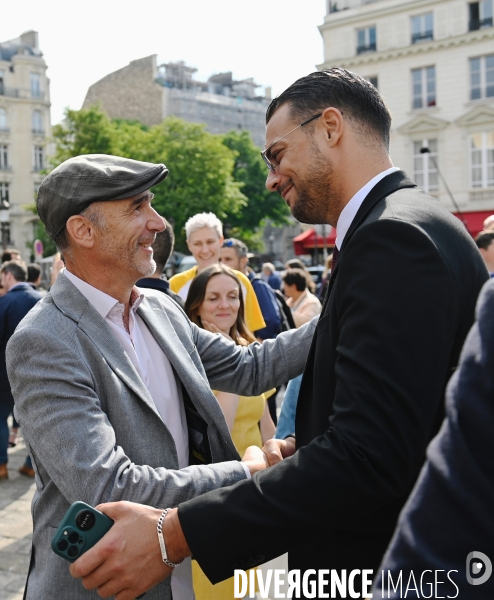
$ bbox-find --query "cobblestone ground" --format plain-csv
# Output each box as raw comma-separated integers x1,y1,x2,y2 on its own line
0,427,34,600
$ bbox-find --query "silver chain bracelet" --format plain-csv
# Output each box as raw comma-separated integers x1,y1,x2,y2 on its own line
157,508,184,568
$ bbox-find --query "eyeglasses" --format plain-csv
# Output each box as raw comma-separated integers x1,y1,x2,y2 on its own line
261,113,322,173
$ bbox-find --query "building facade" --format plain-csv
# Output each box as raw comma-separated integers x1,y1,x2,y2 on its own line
83,55,271,148
318,0,494,232
0,31,51,258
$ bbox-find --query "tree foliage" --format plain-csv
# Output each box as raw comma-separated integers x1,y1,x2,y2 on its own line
49,106,288,251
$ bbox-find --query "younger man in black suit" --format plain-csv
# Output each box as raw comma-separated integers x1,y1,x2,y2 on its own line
71,69,489,599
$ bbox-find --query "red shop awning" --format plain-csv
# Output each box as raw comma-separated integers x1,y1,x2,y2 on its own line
293,228,337,256
452,210,493,238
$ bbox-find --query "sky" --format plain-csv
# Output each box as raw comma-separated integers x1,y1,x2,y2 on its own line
1,0,326,125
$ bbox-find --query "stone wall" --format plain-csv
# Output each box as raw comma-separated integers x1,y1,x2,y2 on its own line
83,55,164,127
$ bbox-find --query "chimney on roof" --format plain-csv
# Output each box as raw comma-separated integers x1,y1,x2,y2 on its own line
20,31,39,50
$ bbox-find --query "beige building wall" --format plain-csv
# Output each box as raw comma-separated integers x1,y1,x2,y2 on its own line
318,0,494,219
0,31,51,260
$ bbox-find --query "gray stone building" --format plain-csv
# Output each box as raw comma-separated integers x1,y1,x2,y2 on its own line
0,31,51,259
83,55,271,148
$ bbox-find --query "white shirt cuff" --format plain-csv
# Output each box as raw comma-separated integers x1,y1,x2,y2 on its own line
240,462,251,479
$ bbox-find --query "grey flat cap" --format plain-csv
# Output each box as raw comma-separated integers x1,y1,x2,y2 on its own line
37,154,169,240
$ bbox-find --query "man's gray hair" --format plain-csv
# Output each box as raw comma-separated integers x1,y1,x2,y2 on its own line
185,212,223,240
262,262,276,274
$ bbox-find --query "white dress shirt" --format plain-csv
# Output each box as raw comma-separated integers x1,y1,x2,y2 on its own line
62,269,193,600
335,166,400,249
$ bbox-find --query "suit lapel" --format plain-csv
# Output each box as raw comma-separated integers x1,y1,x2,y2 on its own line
322,170,416,310
50,275,161,419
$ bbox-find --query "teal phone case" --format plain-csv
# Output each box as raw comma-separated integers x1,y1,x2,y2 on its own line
51,501,114,563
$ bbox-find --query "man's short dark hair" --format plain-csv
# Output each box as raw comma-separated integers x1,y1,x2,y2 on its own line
475,231,494,250
266,68,392,149
152,219,175,274
222,238,248,258
1,248,21,262
27,263,42,283
1,260,27,282
282,268,307,292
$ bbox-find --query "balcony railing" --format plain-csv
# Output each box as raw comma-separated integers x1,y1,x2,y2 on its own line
469,17,493,31
0,127,9,133
32,128,45,135
411,30,434,44
0,87,19,98
357,42,377,54
329,0,380,13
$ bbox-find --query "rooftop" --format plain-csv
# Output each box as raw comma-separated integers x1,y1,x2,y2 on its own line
0,31,42,62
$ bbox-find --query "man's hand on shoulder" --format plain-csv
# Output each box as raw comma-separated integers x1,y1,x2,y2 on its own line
70,501,175,599
262,436,296,466
241,445,269,475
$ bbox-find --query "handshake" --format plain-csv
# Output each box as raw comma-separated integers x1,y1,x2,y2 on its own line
241,435,297,474
69,437,296,599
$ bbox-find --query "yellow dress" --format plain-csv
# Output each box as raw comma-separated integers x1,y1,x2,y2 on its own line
192,389,275,599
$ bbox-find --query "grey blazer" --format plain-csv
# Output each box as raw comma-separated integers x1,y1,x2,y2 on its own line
7,274,316,600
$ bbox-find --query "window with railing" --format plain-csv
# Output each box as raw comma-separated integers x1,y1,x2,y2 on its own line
470,54,494,99
412,66,436,109
0,108,7,131
0,145,8,170
413,140,438,192
0,182,9,203
469,0,493,30
470,132,494,188
30,73,41,98
411,13,434,44
357,26,376,54
32,110,43,134
34,145,44,171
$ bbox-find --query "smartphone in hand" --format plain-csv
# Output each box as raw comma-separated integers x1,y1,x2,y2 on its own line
51,501,113,563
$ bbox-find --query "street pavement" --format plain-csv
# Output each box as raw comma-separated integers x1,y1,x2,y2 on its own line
0,427,34,600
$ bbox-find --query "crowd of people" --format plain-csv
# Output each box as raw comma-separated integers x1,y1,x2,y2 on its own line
1,67,494,600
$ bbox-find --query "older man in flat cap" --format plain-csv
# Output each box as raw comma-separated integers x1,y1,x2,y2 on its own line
6,154,316,600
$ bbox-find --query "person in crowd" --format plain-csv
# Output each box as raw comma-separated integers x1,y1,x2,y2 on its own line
27,263,47,296
1,248,21,262
483,214,494,231
70,68,489,600
282,268,322,328
285,257,316,293
7,154,316,600
221,239,284,425
185,263,275,599
261,262,281,291
276,269,322,439
221,239,281,341
475,230,494,277
169,212,265,333
137,219,184,308
0,261,42,479
372,279,494,598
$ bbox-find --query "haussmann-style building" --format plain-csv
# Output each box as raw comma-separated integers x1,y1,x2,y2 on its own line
316,0,494,240
0,30,51,259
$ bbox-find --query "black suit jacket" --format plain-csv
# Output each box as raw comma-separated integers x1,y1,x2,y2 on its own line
0,283,42,400
373,279,494,598
178,171,489,584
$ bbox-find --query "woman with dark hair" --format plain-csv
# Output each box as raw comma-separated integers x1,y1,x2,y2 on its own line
186,264,275,599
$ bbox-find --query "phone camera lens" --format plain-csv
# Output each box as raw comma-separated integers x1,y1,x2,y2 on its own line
57,539,68,551
68,532,80,544
67,545,79,558
75,510,96,531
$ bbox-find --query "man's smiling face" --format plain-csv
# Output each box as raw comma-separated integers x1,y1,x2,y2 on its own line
91,191,165,282
264,103,338,225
